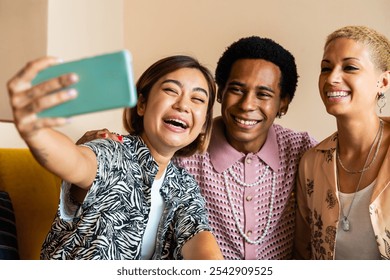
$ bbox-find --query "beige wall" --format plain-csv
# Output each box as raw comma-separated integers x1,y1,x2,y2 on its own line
0,0,124,147
0,0,48,147
1,0,389,147
124,0,390,142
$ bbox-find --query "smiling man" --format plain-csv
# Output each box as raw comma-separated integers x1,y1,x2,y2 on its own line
174,36,317,259
76,36,318,259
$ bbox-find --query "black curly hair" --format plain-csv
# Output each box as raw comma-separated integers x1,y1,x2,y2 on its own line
215,36,298,102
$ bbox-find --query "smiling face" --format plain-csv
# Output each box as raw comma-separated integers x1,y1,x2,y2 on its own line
137,67,209,157
319,38,383,118
220,59,289,153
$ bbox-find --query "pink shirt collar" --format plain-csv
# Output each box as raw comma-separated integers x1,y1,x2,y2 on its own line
209,117,281,173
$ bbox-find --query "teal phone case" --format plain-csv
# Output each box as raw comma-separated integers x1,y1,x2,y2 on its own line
32,50,137,118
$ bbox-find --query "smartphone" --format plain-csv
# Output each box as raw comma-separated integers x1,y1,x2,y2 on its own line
32,50,137,118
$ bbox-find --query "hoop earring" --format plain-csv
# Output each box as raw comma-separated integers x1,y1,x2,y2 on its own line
377,92,387,114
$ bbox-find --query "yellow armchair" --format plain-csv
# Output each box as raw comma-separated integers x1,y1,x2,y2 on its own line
0,148,61,260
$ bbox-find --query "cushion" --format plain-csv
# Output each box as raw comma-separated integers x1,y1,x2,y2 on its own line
0,191,19,259
0,148,61,259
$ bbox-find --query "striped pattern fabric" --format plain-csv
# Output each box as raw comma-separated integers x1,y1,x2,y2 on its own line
41,136,211,260
0,191,19,260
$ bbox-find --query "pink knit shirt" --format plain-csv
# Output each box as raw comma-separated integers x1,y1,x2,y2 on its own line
175,117,317,259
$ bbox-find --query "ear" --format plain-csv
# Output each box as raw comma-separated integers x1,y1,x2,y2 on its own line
278,96,291,116
378,70,390,93
216,87,224,103
137,94,146,116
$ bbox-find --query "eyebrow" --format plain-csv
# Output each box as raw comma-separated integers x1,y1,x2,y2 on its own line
228,81,275,93
162,79,208,96
322,57,360,63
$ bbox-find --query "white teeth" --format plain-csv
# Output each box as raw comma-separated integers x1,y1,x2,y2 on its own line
327,91,349,97
166,118,188,128
235,117,258,126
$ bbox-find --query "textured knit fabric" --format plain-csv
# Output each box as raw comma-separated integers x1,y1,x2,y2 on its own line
295,132,390,260
174,117,317,259
41,135,211,260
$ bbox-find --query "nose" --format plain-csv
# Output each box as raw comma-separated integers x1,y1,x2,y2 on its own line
239,92,257,111
325,68,342,84
173,95,190,112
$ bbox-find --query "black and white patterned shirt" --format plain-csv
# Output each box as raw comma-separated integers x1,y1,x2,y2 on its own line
40,135,211,260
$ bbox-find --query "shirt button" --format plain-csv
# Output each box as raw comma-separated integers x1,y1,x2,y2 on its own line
247,230,252,236
246,195,253,201
246,157,252,164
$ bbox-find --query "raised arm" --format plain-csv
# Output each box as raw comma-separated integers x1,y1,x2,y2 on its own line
7,56,97,189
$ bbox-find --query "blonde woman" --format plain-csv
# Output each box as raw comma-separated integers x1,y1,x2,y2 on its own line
295,26,390,260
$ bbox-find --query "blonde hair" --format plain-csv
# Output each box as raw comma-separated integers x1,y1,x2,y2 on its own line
325,25,390,71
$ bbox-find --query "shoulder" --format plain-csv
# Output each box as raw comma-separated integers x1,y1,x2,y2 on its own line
168,163,202,195
273,123,314,140
173,152,209,168
273,123,318,150
82,135,153,171
300,132,337,163
170,163,197,184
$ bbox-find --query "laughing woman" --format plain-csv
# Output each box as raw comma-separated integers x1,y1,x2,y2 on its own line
294,26,390,260
7,55,223,260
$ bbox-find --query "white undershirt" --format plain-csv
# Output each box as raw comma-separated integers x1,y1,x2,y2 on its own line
335,180,381,260
140,170,166,260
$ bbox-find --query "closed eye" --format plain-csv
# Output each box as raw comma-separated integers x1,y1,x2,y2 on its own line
344,65,359,71
192,96,206,103
163,87,179,95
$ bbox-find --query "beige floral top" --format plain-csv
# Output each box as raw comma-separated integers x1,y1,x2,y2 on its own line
294,132,390,260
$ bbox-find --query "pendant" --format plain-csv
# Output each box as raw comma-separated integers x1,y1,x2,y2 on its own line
342,217,350,232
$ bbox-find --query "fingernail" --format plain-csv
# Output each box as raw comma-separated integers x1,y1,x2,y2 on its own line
67,89,77,97
102,133,107,138
69,74,79,83
118,135,123,142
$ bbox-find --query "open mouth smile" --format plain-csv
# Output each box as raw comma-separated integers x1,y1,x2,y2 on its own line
233,116,260,126
326,91,350,98
164,118,189,129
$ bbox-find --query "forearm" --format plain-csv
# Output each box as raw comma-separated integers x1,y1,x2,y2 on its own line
182,231,224,260
7,56,97,189
25,128,96,188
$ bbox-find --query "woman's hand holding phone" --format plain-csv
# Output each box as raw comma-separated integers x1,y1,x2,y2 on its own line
7,56,78,140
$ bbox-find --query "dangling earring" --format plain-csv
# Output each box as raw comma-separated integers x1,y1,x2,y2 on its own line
377,92,387,114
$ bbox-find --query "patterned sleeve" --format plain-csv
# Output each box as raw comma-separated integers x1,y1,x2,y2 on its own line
294,149,314,259
172,170,211,259
59,139,123,220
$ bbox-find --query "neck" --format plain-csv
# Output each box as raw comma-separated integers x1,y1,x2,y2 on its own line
224,130,267,154
336,115,381,154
